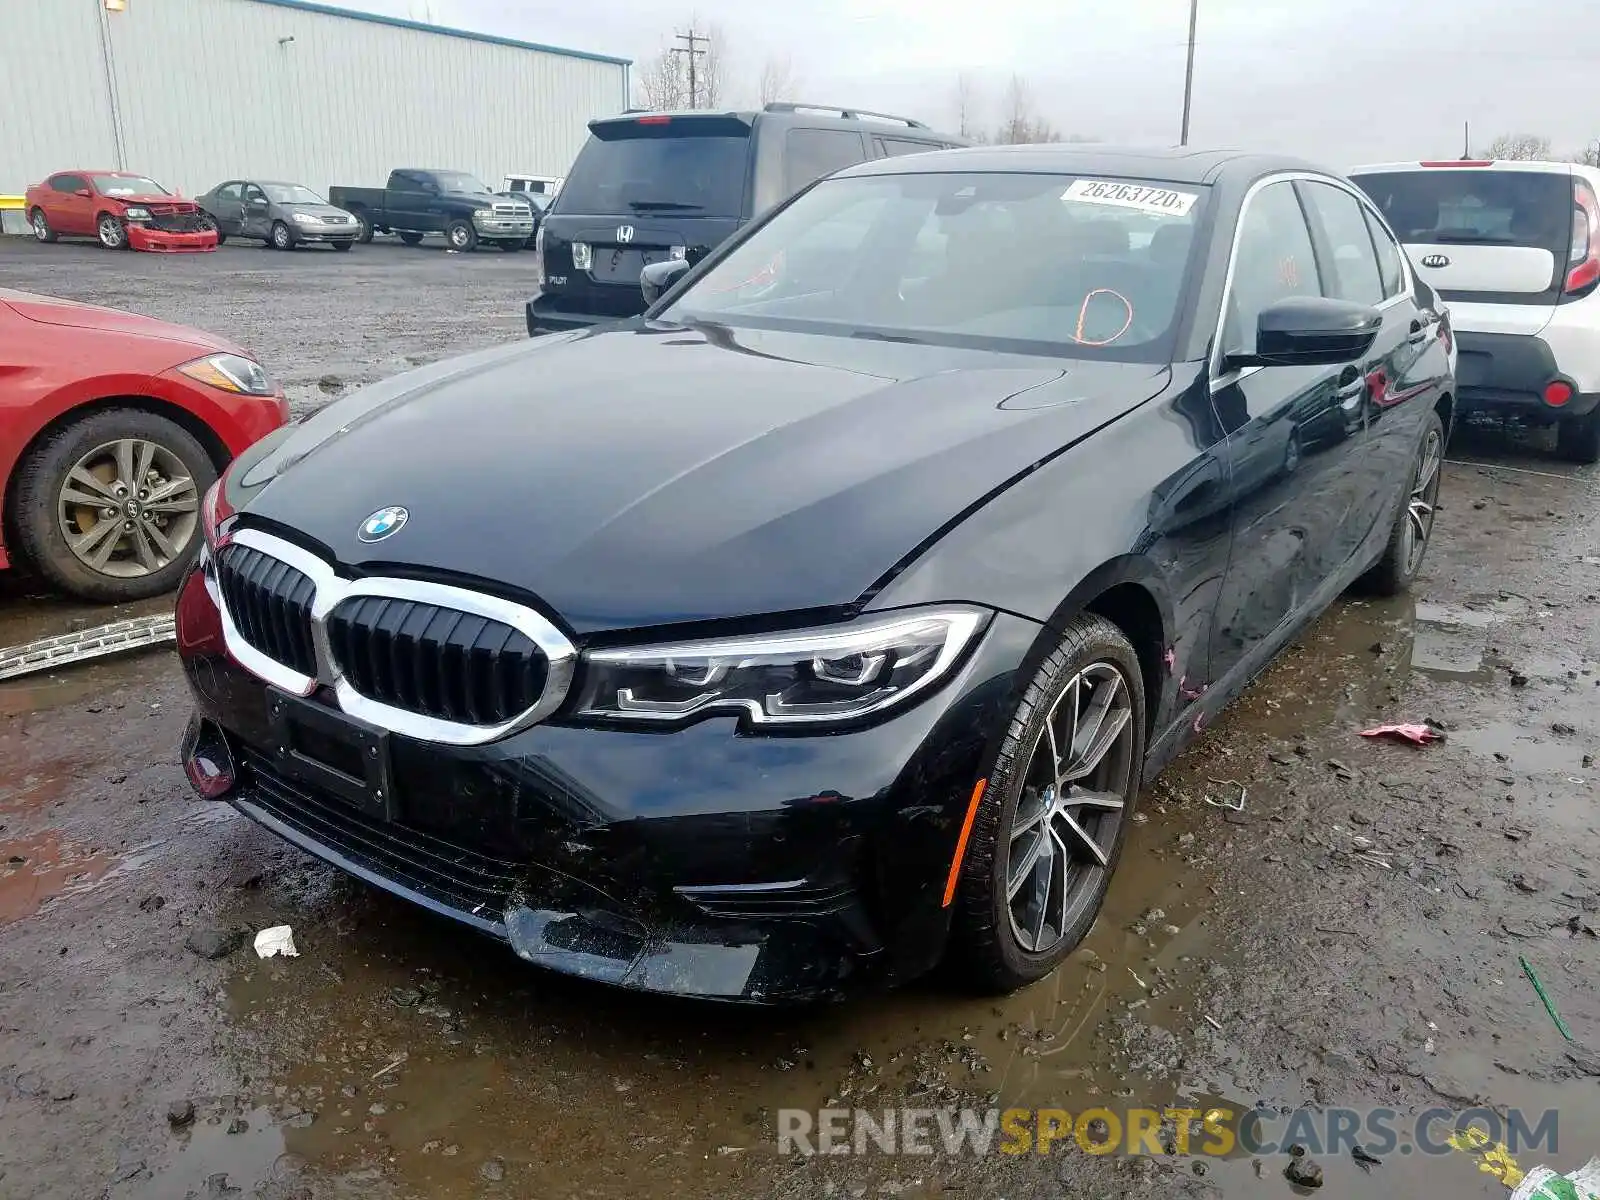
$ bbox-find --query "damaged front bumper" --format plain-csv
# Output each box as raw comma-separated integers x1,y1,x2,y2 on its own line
126,225,218,252
175,567,1040,1003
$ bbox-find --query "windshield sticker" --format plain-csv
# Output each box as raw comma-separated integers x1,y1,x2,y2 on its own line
1062,180,1198,216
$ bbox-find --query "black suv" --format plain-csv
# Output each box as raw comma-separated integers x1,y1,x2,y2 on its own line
525,102,965,335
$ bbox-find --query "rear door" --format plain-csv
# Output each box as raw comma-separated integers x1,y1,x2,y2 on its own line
1350,164,1571,337
539,115,753,319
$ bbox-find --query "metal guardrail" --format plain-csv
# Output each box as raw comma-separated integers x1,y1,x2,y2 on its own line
0,196,23,210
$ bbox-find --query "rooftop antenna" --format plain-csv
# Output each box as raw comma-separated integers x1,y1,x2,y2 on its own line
1462,120,1471,160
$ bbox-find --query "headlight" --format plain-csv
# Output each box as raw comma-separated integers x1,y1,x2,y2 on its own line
573,606,988,728
124,206,151,221
473,208,492,220
177,353,276,396
571,241,593,270
292,212,319,224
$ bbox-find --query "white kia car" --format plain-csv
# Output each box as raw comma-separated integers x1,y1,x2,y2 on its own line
1350,158,1600,462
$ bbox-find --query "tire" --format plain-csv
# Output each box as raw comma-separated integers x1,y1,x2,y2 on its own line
398,231,425,246
331,240,354,252
270,221,295,251
197,212,225,244
1557,411,1600,464
350,208,374,244
13,408,218,603
951,613,1146,993
30,208,57,243
444,220,478,252
1360,409,1444,596
97,213,129,250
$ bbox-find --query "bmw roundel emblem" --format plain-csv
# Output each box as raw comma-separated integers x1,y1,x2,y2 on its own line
358,506,408,542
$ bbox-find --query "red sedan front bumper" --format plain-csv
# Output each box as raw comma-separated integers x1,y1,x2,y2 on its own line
126,226,218,253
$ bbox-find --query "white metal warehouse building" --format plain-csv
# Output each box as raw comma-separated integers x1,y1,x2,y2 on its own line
1,0,630,198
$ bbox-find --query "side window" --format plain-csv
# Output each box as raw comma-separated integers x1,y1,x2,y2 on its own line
389,171,419,190
1298,181,1385,305
1222,180,1321,359
877,138,939,159
216,183,243,201
1362,205,1405,299
783,128,868,196
243,184,266,205
52,174,85,193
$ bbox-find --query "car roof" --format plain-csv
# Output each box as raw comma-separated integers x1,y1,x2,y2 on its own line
596,105,963,141
836,144,1332,185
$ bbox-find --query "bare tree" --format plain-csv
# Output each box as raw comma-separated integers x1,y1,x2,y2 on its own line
1481,132,1553,161
994,75,1060,145
953,72,982,141
758,54,801,105
633,19,731,110
1572,141,1600,168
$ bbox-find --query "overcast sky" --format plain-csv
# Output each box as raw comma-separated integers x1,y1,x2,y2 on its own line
348,0,1597,168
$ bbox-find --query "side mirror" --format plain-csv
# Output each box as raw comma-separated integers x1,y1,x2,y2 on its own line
75,188,92,198
1228,296,1382,369
640,258,692,306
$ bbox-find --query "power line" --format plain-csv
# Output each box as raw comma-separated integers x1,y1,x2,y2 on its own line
671,28,710,109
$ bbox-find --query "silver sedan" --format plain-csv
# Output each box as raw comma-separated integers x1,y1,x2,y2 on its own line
195,180,362,251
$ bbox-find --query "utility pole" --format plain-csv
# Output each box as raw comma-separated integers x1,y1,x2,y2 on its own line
1463,120,1471,159
1178,0,1199,145
671,28,709,109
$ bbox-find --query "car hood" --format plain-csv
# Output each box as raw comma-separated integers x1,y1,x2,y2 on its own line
236,323,1169,634
110,193,184,206
283,202,355,218
448,190,523,207
1,289,237,353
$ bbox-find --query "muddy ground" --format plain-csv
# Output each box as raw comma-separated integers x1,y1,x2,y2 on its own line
1,236,1598,1199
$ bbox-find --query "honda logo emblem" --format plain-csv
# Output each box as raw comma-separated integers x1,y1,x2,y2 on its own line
616,225,635,243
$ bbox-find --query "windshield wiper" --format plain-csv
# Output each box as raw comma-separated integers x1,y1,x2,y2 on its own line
1425,232,1517,244
850,329,928,345
627,200,704,211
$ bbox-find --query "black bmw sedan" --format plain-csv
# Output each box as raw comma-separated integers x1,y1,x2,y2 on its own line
177,146,1454,1002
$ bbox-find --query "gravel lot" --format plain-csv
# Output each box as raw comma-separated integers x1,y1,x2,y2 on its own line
2,235,1599,1200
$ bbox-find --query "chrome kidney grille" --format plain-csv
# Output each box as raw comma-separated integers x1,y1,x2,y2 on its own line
214,542,318,677
209,529,576,746
325,595,550,727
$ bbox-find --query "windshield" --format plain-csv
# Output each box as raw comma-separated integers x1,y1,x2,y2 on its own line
558,128,750,216
93,175,168,196
1352,168,1572,250
431,172,492,194
263,183,326,204
662,171,1206,360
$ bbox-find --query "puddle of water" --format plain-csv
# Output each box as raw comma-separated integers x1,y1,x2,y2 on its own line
1453,719,1594,775
126,1106,291,1200
0,831,111,924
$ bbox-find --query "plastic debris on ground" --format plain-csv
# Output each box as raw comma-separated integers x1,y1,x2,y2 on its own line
1510,1158,1600,1200
1359,723,1443,745
253,925,299,958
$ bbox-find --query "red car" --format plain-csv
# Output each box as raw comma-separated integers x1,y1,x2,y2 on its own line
0,290,288,601
25,170,218,252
